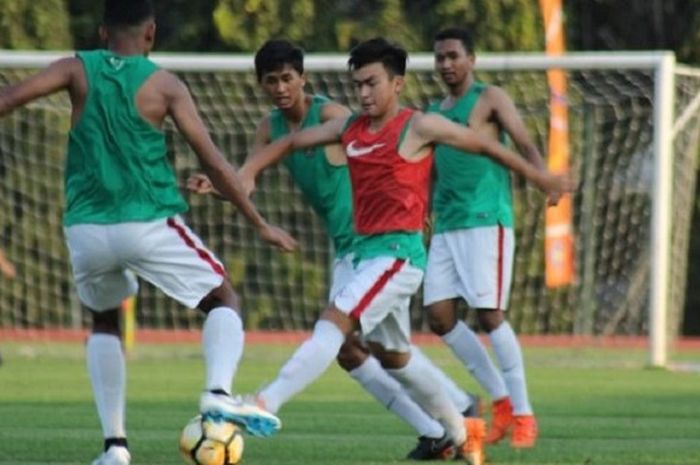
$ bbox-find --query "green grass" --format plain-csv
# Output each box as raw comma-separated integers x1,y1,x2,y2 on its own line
1,342,699,465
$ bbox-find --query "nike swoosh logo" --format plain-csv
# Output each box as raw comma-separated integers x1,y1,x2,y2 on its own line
346,140,385,158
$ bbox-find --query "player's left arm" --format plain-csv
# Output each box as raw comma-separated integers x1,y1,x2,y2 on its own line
0,57,77,117
242,116,349,176
412,112,572,198
489,86,546,171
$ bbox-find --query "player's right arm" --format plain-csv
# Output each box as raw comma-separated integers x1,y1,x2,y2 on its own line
0,58,78,117
411,112,573,198
165,73,296,252
240,115,349,181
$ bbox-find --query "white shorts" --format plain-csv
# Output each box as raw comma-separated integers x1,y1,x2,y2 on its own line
423,226,514,310
328,254,355,302
333,256,424,352
64,216,225,311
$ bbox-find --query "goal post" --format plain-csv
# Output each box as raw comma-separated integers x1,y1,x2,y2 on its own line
1,50,699,368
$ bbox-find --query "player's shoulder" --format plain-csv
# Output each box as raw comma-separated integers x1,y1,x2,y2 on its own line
408,109,445,137
50,56,84,73
480,84,511,104
410,109,439,128
146,69,188,97
318,97,351,121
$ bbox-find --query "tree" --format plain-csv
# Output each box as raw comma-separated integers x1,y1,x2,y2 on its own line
0,0,72,50
213,0,315,51
406,0,543,52
566,0,700,64
68,0,226,52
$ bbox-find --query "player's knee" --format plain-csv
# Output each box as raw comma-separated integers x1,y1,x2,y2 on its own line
367,342,410,370
336,339,369,371
427,306,457,336
197,280,241,314
477,308,504,333
90,307,121,336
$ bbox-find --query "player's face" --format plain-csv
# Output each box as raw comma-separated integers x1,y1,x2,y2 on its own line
434,39,474,87
351,63,403,117
260,65,306,110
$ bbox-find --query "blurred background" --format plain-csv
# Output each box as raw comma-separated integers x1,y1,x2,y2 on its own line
1,0,700,343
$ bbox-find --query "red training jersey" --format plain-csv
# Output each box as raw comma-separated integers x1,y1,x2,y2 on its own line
341,108,433,235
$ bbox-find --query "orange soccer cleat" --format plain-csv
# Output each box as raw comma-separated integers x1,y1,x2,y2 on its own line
511,415,538,448
458,417,486,465
485,397,514,444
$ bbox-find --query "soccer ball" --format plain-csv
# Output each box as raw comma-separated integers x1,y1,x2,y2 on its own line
179,415,245,465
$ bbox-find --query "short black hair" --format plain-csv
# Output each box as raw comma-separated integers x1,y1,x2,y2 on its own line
254,40,305,82
348,38,407,77
103,0,155,28
434,27,475,55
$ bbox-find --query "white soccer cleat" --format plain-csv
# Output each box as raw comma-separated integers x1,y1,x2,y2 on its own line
91,446,130,465
199,391,282,438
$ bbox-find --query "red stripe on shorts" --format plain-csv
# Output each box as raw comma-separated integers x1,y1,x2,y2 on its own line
349,259,405,320
166,217,225,276
496,225,504,310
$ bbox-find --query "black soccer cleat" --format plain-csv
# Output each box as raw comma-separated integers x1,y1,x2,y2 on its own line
405,433,456,461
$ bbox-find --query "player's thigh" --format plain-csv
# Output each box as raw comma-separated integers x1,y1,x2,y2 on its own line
423,232,461,306
127,216,226,309
64,224,138,311
334,257,422,352
449,226,514,310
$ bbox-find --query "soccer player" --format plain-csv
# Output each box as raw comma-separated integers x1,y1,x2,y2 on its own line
233,37,571,464
424,27,554,448
0,1,296,464
188,39,483,461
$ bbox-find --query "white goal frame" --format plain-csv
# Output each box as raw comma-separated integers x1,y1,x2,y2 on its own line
0,49,680,367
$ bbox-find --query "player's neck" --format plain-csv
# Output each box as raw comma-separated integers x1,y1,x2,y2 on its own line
448,74,475,99
107,39,147,57
281,93,311,129
368,101,401,132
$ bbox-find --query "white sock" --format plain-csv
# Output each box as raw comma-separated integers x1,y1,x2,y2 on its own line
350,356,444,438
259,320,345,413
387,353,466,445
443,321,508,400
411,346,471,413
202,307,244,394
86,334,126,438
490,321,532,415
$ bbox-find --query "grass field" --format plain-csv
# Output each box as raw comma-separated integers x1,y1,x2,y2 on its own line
0,341,699,465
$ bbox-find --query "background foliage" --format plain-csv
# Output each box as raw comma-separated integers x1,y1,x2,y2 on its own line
1,0,700,334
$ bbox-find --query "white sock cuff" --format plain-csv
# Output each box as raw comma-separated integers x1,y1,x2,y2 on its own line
206,307,243,329
313,319,346,348
87,333,122,347
349,355,382,382
442,320,471,345
490,320,514,341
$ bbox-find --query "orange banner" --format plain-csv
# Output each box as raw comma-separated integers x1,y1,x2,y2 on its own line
540,0,575,287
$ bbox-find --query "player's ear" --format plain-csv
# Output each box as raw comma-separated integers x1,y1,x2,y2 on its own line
98,26,108,44
144,21,157,47
393,75,405,95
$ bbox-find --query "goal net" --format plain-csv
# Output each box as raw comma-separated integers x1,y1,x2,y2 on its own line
1,51,699,365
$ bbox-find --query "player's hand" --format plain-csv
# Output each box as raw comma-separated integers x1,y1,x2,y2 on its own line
538,171,574,205
0,259,16,280
257,223,298,252
186,173,218,195
237,166,256,197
